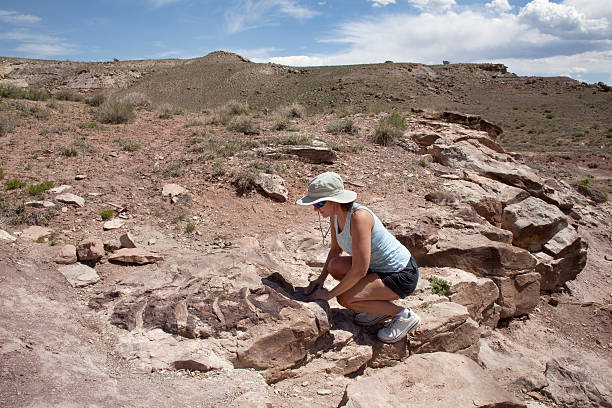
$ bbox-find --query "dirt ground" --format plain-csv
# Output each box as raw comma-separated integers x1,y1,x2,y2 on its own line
1,99,611,407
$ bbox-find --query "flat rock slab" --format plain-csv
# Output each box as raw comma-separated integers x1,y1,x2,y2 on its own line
49,185,72,194
162,183,187,197
55,193,85,207
108,248,163,265
59,263,100,287
0,229,17,241
120,232,137,248
103,219,125,230
21,226,52,241
342,352,525,408
25,200,56,208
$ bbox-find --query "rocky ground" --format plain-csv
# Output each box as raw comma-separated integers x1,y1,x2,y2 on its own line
1,97,611,407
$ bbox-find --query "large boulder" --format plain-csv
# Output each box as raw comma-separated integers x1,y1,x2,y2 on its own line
341,352,525,408
441,180,503,226
254,173,288,202
503,196,568,252
76,238,105,262
491,272,540,318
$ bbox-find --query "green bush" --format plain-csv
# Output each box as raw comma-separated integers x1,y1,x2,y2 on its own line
86,93,105,107
100,209,115,220
326,118,357,135
226,115,259,134
428,276,451,296
97,101,135,124
27,181,54,198
185,223,195,233
5,179,25,190
233,170,258,195
60,146,78,157
0,113,16,136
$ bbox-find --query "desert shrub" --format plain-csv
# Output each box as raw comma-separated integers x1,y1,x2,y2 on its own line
59,146,78,157
227,115,259,134
278,102,306,119
233,170,258,195
368,103,387,115
157,104,175,119
54,89,84,102
86,93,105,107
100,209,115,220
428,276,451,296
0,85,50,100
328,141,362,154
40,126,70,135
0,113,16,136
46,100,61,110
184,120,204,128
270,134,312,146
189,132,260,160
580,178,591,188
24,88,51,101
185,223,195,233
97,101,135,124
121,92,152,109
158,159,190,178
117,138,140,152
211,100,250,125
0,168,4,179
326,118,357,135
78,121,98,129
5,179,25,190
372,111,406,146
271,112,290,130
27,181,54,198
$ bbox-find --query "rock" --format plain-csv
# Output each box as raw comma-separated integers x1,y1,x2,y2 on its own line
464,172,530,207
162,183,187,198
254,173,288,202
76,238,105,262
75,174,87,180
21,226,52,241
543,225,579,257
55,193,85,207
407,130,441,147
119,232,137,248
535,239,588,291
441,111,504,137
103,218,125,230
25,200,56,208
317,389,332,396
441,180,503,226
409,302,480,357
58,263,100,287
54,244,77,265
503,197,568,252
173,348,226,372
422,267,499,323
104,241,121,252
491,272,540,318
108,248,163,265
49,185,72,194
572,183,607,204
542,357,612,408
273,146,337,164
342,352,525,408
0,229,17,241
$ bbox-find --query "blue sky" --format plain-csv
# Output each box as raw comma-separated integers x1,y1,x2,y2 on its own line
1,0,611,84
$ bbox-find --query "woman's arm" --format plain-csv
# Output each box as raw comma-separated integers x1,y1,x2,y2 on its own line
304,217,342,295
322,210,373,300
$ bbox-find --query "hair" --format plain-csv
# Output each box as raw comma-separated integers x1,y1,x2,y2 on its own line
340,201,354,212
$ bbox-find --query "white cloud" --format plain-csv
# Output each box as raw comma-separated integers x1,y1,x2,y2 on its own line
233,47,282,60
486,0,512,14
0,10,41,24
14,42,74,56
407,0,456,12
518,0,609,39
146,0,181,7
368,0,396,7
225,0,318,33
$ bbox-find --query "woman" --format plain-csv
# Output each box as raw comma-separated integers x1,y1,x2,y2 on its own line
296,171,420,343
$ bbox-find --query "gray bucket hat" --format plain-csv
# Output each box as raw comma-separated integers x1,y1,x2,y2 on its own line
296,172,357,205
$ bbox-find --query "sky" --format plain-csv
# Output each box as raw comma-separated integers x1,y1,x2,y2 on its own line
0,0,611,84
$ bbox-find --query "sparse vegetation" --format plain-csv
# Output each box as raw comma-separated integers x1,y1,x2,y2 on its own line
211,100,250,125
78,121,98,129
97,101,135,124
270,134,311,146
53,90,84,102
121,92,152,109
117,138,140,152
86,93,106,107
326,118,357,135
184,120,204,128
0,85,51,101
59,146,78,157
372,111,406,146
428,276,451,296
0,113,16,136
5,179,25,190
157,104,175,119
278,102,306,119
27,181,54,198
189,131,260,160
186,223,195,233
226,115,259,134
159,159,189,178
0,168,4,180
233,169,258,195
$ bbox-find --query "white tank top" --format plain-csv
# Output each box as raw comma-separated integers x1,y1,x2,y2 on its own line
334,203,411,273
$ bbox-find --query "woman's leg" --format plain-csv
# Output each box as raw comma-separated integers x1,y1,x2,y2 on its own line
326,255,352,280
337,273,402,316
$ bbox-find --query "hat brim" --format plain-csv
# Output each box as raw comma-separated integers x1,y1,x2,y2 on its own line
296,189,357,206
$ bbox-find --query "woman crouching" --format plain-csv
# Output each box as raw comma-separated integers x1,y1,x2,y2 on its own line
297,172,420,343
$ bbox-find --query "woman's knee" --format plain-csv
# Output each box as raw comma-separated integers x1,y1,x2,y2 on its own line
336,292,353,308
327,256,350,280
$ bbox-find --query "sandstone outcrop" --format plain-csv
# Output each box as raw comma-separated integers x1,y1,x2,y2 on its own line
76,238,104,262
107,248,163,265
58,263,100,287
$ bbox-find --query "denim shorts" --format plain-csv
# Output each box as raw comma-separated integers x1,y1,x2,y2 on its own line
369,256,419,298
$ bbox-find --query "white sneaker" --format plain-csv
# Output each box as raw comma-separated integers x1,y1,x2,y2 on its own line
354,312,390,326
377,310,420,343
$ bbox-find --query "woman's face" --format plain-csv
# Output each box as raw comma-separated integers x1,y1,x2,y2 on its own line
314,201,335,218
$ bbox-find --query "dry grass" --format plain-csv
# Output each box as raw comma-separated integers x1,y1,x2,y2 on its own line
97,101,135,124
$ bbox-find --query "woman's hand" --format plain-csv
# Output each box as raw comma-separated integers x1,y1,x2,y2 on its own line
304,277,324,296
307,287,331,302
